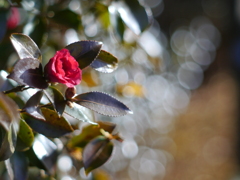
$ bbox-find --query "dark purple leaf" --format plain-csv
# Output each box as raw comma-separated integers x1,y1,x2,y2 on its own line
74,91,132,117
23,91,45,120
83,136,113,175
24,108,73,138
44,86,66,116
91,50,118,73
7,58,48,89
65,41,102,69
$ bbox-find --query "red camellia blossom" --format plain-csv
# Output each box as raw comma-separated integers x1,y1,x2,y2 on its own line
44,49,82,87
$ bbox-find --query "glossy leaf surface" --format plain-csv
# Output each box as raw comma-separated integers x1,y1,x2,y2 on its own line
44,86,66,116
91,50,118,73
64,104,96,124
23,91,44,120
0,93,20,160
68,121,116,148
83,136,113,175
65,41,102,69
109,6,125,41
29,134,58,173
74,91,132,116
16,119,34,151
10,33,42,61
0,92,20,131
7,58,48,89
24,108,73,138
110,0,151,35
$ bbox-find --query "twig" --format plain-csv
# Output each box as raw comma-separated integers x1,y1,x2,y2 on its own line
3,86,32,94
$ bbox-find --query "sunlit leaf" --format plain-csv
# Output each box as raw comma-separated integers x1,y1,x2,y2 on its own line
51,9,81,30
95,2,110,29
7,92,25,109
0,92,20,160
83,136,113,175
10,33,42,61
64,104,96,125
10,151,28,180
0,125,18,161
23,91,44,120
16,119,34,151
24,108,73,138
91,50,118,73
0,92,20,131
68,121,116,148
110,0,151,35
74,91,133,117
65,41,102,69
7,58,48,89
109,5,125,41
44,86,66,116
26,134,58,174
81,70,101,87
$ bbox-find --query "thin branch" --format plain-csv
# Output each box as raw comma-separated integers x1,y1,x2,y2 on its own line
3,86,32,94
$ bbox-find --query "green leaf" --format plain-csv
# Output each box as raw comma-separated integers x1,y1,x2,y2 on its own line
83,136,113,175
91,50,118,73
64,104,97,125
16,119,34,151
110,0,151,35
51,9,81,30
65,41,102,69
23,91,45,120
7,58,49,89
74,91,133,117
44,86,66,116
68,121,116,148
10,33,42,61
7,92,25,109
10,151,28,180
109,6,125,41
24,108,73,138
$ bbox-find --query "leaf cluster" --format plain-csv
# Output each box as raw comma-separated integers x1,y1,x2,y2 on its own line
0,33,132,179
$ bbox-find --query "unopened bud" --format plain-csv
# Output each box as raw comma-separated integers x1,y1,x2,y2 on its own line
65,87,76,100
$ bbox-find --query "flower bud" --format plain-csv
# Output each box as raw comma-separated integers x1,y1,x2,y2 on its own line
65,87,76,100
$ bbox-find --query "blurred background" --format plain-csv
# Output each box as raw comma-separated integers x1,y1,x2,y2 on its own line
1,0,240,179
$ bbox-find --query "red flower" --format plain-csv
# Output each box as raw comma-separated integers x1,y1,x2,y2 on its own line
44,49,82,87
7,8,19,29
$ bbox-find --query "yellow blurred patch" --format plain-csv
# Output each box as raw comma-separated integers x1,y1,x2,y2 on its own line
116,81,145,97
